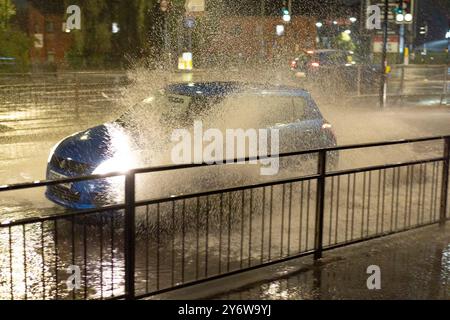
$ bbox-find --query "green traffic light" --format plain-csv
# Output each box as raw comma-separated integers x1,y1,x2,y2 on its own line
392,7,403,14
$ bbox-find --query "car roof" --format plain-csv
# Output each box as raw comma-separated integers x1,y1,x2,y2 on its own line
166,82,311,98
299,49,351,56
314,49,347,53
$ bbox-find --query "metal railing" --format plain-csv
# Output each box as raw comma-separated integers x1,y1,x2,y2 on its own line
347,64,449,103
389,65,449,104
0,72,129,129
0,135,449,300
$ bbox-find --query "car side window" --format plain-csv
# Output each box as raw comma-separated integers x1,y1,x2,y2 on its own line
214,95,308,129
291,96,307,121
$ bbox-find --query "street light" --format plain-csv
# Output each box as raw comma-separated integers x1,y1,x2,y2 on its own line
282,14,291,23
396,14,405,23
419,25,428,35
281,7,291,23
315,22,323,28
404,13,413,22
112,22,120,34
349,17,357,23
276,25,285,36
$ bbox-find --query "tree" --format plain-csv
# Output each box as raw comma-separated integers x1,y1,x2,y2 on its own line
65,0,114,68
0,0,15,30
0,0,32,72
335,31,356,51
66,0,163,69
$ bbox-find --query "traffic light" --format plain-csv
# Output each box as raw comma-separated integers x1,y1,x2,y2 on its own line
281,7,291,22
394,0,414,24
403,0,413,22
392,6,403,15
419,25,428,35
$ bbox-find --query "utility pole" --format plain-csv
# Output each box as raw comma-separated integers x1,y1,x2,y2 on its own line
260,0,266,62
3,0,9,30
380,0,389,108
160,0,170,69
359,0,365,34
397,0,405,64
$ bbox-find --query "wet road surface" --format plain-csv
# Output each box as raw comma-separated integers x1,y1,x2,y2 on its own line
205,223,450,300
1,71,450,300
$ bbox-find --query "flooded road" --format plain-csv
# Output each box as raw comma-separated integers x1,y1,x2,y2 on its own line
1,86,450,299
1,158,448,299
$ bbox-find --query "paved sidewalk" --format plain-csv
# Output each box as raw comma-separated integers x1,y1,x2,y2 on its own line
217,224,450,300
157,224,450,300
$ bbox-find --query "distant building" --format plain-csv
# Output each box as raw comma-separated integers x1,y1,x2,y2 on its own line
204,16,317,64
21,0,73,69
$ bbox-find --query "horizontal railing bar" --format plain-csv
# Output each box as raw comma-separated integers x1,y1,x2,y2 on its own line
324,135,447,153
135,173,320,207
391,64,448,68
326,157,445,178
103,294,127,301
0,173,127,192
0,203,126,228
5,156,442,227
1,135,449,192
131,135,449,175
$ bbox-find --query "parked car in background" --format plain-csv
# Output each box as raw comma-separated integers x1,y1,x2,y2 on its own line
0,57,16,71
290,49,381,94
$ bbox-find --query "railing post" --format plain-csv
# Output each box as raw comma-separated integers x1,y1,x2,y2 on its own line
399,65,405,102
441,65,448,105
124,172,136,299
314,150,327,260
75,73,80,120
440,137,450,225
357,64,362,97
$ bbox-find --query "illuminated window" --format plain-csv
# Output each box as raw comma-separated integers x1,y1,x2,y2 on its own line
47,52,55,63
45,21,54,33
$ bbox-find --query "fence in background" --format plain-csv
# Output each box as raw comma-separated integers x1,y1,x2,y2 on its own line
0,136,449,300
387,64,449,104
0,73,129,128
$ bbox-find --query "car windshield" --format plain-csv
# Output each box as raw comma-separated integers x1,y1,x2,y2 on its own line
317,52,349,65
116,90,309,130
297,51,354,66
116,90,227,128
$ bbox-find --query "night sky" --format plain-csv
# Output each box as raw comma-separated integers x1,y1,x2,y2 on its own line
11,0,450,44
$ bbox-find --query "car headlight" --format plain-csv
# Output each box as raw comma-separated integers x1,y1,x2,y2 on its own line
93,124,138,175
93,157,133,175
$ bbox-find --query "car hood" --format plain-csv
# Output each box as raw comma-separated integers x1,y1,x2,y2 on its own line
53,124,118,167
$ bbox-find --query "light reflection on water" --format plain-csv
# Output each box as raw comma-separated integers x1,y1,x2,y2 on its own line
215,226,450,300
0,183,319,300
0,163,448,300
0,215,126,300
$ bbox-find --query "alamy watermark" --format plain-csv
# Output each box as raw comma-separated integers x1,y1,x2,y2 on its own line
366,5,382,30
366,265,381,290
64,4,383,31
66,5,81,31
170,121,280,176
66,265,81,291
